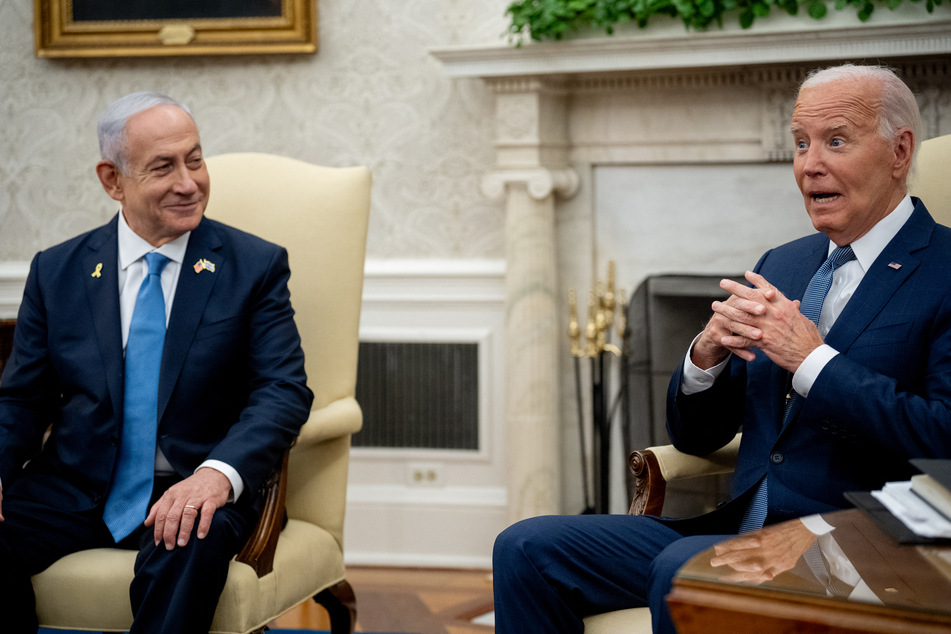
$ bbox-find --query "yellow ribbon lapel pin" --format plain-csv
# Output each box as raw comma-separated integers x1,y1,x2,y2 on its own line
193,258,216,274
91,263,103,278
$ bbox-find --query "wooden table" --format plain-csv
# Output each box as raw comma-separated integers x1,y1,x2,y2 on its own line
667,509,951,633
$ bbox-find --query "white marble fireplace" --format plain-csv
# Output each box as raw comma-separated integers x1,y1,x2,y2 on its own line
432,10,951,518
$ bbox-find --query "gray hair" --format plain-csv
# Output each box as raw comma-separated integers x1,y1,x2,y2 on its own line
97,92,195,173
799,64,921,168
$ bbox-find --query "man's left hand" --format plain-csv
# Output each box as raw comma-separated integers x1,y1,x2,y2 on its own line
713,271,824,372
145,467,232,550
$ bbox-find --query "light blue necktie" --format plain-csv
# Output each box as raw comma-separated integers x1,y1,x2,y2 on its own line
739,245,855,533
103,252,169,542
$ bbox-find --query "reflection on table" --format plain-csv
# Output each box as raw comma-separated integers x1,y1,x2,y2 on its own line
668,509,951,634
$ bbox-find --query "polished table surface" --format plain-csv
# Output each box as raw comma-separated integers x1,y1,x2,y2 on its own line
668,509,951,633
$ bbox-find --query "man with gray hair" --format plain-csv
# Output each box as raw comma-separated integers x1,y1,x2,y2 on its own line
493,64,951,633
0,92,312,632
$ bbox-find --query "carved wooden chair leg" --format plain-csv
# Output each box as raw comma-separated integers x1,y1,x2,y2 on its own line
314,579,357,634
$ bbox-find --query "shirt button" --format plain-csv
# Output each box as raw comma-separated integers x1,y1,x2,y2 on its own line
771,452,784,464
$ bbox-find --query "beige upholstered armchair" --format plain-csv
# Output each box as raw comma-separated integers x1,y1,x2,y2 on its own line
583,132,951,633
30,153,371,634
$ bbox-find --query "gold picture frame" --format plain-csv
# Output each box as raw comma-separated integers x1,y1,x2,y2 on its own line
34,0,317,58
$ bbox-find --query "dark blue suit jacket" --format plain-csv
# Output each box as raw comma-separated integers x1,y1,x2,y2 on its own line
667,199,951,527
0,214,313,513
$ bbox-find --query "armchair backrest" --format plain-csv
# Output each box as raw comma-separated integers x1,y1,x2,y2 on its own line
204,153,371,410
203,154,371,543
910,133,951,227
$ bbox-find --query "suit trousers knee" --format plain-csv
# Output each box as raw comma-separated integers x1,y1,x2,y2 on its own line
0,473,257,634
129,502,256,634
492,514,732,634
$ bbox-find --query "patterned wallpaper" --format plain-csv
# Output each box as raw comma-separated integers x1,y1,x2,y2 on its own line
0,0,509,262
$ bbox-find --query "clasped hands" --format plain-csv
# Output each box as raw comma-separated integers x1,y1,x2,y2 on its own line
691,271,824,373
145,466,232,551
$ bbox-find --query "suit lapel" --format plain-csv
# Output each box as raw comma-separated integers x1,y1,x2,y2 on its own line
824,202,932,353
785,237,830,304
83,217,124,422
157,218,223,423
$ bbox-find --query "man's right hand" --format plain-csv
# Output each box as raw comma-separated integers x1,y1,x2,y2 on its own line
691,278,776,370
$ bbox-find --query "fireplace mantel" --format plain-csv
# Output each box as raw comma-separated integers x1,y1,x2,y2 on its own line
432,12,951,78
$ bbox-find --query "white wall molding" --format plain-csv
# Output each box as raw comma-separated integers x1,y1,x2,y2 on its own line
346,259,507,569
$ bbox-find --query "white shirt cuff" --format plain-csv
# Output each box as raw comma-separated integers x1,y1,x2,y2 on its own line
681,333,731,395
198,459,244,502
792,344,839,398
800,513,835,535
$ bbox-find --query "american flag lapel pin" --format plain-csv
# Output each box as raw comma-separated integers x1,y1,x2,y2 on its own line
888,262,902,270
193,258,216,274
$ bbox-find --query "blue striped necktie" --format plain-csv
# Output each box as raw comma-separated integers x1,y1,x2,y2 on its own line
103,252,170,542
739,245,855,533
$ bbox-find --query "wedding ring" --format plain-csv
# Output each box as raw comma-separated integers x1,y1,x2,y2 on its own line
184,504,197,509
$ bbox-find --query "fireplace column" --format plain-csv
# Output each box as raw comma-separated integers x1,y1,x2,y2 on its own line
483,79,578,521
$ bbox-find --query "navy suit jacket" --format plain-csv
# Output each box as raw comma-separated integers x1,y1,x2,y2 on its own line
667,198,951,528
0,214,313,513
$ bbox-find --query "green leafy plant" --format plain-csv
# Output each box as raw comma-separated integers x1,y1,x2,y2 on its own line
506,0,943,44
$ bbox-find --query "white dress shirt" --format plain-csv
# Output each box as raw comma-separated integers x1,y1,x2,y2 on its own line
118,211,244,501
682,195,915,396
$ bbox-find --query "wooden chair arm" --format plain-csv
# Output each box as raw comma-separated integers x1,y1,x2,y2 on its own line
628,434,742,516
629,448,665,516
236,449,289,578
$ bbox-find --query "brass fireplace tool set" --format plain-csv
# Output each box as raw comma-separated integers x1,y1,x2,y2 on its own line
568,261,627,514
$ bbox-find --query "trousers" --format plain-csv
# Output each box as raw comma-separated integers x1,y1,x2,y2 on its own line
0,474,257,634
493,514,733,634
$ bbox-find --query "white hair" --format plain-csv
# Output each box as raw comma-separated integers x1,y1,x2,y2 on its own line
799,64,921,167
97,92,195,173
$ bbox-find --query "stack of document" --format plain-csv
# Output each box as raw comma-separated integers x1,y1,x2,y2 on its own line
870,459,951,540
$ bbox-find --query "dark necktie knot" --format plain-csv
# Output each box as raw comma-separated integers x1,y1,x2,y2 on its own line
800,245,856,326
827,245,856,272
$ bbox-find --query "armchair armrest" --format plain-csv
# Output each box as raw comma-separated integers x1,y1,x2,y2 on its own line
235,396,363,577
628,434,741,516
236,450,289,577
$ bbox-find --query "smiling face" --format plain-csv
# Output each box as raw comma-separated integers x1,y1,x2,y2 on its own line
791,77,913,246
96,104,209,247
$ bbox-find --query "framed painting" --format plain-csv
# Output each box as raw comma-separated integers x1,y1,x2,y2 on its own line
34,0,317,57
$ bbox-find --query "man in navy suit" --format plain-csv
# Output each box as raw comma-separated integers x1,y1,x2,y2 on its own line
494,64,951,633
0,93,313,632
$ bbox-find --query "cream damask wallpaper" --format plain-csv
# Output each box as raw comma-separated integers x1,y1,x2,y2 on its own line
0,0,509,262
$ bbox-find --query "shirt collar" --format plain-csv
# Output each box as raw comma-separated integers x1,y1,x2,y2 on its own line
828,195,915,272
117,209,191,270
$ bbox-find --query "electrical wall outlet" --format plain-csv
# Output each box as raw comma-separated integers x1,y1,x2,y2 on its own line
406,463,443,487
